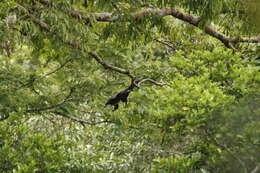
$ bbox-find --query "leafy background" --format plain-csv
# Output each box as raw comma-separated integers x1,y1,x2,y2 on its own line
0,0,259,172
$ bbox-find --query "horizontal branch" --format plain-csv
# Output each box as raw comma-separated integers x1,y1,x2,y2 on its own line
40,2,259,48
52,111,113,126
130,9,260,46
130,8,259,47
37,0,260,50
18,5,166,87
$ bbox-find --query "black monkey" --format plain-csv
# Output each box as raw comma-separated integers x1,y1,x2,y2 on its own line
105,79,143,111
105,88,131,111
105,79,142,111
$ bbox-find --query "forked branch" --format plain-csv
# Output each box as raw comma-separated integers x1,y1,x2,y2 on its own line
16,3,165,113
37,1,260,48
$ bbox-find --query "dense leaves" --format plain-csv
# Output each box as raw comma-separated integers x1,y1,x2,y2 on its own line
0,0,259,172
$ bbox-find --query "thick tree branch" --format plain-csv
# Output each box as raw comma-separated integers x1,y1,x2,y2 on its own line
16,3,165,113
17,3,164,85
37,2,259,48
133,8,259,47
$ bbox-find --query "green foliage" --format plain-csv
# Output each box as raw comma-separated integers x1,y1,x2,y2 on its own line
0,114,74,173
0,0,259,172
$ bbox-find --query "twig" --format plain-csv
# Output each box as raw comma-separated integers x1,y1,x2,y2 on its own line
52,111,113,126
19,58,73,89
153,38,176,50
26,87,74,113
40,58,73,79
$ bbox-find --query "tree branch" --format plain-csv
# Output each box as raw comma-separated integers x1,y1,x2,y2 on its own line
137,78,165,87
17,3,165,85
153,38,177,51
26,87,74,113
18,58,73,89
51,111,113,126
133,8,259,47
16,4,50,31
37,1,260,48
88,52,135,79
16,3,166,112
40,58,73,79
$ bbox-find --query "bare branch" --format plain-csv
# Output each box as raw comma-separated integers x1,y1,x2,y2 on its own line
137,78,165,87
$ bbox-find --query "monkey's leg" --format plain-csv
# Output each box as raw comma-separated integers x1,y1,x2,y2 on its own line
113,104,119,111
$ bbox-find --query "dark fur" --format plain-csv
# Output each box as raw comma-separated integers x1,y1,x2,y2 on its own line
105,79,143,111
104,80,142,111
105,88,131,111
